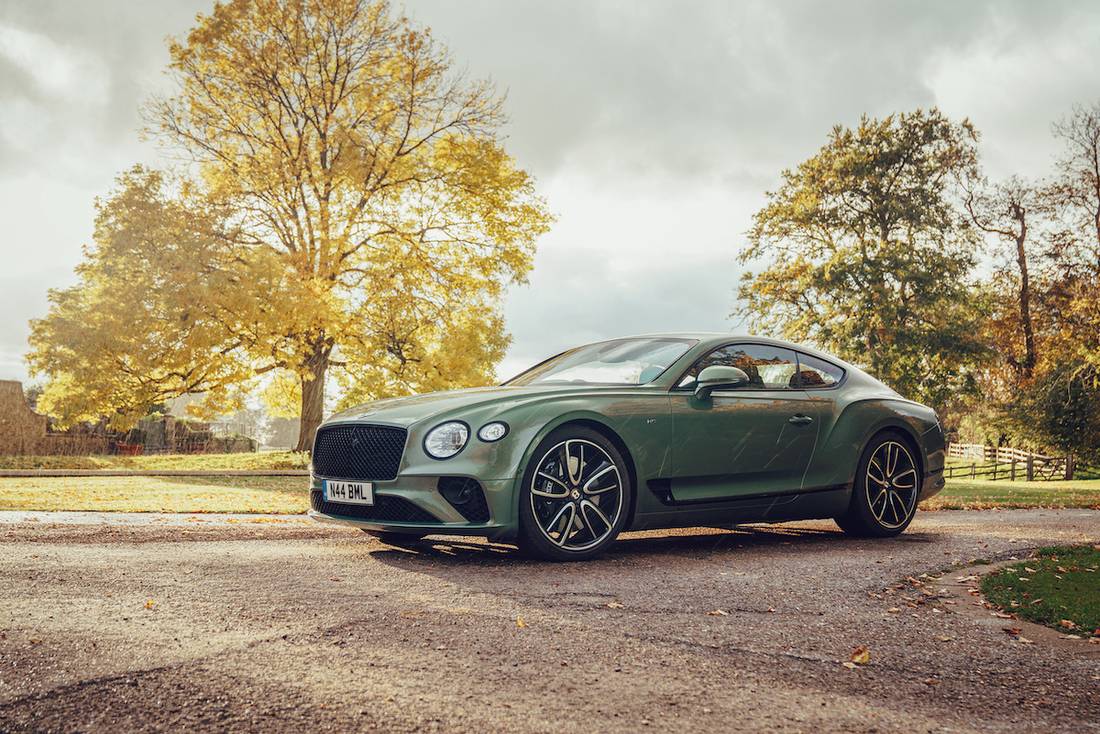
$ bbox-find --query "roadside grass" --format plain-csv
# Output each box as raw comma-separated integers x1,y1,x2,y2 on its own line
0,475,309,514
2,469,1098,515
923,478,1100,510
0,451,308,471
981,545,1100,636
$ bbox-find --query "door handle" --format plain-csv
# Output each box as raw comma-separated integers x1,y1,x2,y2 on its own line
788,414,814,425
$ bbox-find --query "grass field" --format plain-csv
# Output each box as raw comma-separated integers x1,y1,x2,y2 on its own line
981,545,1100,636
0,475,309,514
923,478,1100,510
1,471,1098,514
0,451,308,471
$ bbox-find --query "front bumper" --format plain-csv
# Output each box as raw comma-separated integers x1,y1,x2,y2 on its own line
308,475,517,539
918,467,945,501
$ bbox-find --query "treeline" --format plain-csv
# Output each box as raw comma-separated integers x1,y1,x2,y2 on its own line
738,105,1100,462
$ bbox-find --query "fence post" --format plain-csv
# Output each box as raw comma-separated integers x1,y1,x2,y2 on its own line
1026,456,1034,482
971,462,976,479
1065,453,1074,481
1011,459,1017,482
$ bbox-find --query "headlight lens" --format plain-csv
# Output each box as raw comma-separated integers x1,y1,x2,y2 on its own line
477,422,509,442
424,421,469,459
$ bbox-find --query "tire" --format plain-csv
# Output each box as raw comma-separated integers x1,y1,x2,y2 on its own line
835,430,922,538
517,426,633,561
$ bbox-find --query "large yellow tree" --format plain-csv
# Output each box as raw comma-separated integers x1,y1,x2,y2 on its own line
29,0,551,450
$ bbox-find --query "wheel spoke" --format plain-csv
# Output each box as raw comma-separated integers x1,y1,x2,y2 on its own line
532,472,570,498
580,499,611,533
870,488,888,520
583,464,617,494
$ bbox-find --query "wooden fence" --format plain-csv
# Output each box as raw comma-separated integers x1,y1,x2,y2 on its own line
945,443,1078,481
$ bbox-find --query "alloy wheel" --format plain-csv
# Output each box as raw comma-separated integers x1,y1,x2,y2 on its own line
529,439,624,552
865,440,918,529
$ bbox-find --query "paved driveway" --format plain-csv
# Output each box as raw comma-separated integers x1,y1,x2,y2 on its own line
1,510,1098,732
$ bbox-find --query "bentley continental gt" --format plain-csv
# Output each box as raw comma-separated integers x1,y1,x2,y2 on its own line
309,334,946,560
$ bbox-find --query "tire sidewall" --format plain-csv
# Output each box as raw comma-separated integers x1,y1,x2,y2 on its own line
518,426,633,561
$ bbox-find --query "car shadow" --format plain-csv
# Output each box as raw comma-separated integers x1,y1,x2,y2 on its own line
366,522,937,575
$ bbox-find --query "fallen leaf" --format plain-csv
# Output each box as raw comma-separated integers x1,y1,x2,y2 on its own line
1024,566,1038,574
1002,627,1022,635
923,678,940,686
841,661,858,670
954,575,979,583
1016,636,1033,645
706,609,730,616
1058,619,1077,629
991,611,1014,619
606,601,625,609
887,607,901,613
516,616,528,629
1030,598,1044,606
144,599,156,610
849,645,870,665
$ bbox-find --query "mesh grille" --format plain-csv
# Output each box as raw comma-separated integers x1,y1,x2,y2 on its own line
437,477,491,524
312,424,406,481
310,490,439,524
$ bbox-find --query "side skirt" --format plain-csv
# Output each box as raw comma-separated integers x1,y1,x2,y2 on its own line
629,482,852,532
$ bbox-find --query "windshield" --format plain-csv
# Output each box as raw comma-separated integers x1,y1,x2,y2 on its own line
506,338,696,386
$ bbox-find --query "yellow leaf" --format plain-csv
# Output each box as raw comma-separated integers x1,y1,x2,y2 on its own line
849,646,870,665
516,616,528,629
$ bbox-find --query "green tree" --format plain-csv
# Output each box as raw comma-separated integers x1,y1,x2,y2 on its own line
736,108,989,416
28,0,552,450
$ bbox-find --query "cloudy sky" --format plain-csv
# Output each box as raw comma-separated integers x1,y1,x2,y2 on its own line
1,0,1098,389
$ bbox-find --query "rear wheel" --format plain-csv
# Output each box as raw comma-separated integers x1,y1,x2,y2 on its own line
836,431,921,537
518,426,632,561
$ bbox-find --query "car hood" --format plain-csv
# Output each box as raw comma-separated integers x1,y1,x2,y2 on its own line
324,384,622,428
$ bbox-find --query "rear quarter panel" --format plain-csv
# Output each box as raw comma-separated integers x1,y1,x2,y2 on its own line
802,386,944,492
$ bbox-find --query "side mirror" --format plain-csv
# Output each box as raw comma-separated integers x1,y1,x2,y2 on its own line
694,365,750,400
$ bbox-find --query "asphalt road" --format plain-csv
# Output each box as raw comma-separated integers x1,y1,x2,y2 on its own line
2,510,1098,733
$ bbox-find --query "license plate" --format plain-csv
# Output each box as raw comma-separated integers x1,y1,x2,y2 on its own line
324,480,374,505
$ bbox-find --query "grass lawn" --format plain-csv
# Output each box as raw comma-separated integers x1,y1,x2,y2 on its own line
0,451,308,471
923,478,1100,510
0,475,309,514
1,467,1098,515
981,545,1100,636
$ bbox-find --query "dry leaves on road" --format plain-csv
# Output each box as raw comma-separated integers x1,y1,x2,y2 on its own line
849,645,870,665
706,609,730,616
516,616,528,629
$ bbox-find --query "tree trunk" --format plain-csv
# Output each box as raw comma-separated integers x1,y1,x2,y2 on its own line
1012,205,1037,377
295,344,330,453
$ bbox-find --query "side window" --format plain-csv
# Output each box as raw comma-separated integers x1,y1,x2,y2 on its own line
794,353,844,389
678,344,799,390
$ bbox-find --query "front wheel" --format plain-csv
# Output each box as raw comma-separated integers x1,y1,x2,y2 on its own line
517,426,633,561
836,431,921,537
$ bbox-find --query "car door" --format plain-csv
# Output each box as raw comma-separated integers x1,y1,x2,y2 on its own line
667,343,822,503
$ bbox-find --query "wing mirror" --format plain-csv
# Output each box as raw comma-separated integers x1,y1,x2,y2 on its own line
694,365,750,400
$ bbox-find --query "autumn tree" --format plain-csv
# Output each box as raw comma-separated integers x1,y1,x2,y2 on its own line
28,0,552,450
736,109,989,415
963,177,1041,377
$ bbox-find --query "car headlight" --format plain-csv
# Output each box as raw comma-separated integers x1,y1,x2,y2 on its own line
477,422,509,442
423,421,469,459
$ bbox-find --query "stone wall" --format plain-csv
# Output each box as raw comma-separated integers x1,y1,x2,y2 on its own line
0,380,111,455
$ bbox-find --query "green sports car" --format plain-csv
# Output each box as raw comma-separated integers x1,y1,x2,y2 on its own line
309,334,945,560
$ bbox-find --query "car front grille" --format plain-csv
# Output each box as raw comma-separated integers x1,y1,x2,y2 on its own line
312,424,406,481
310,490,440,524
